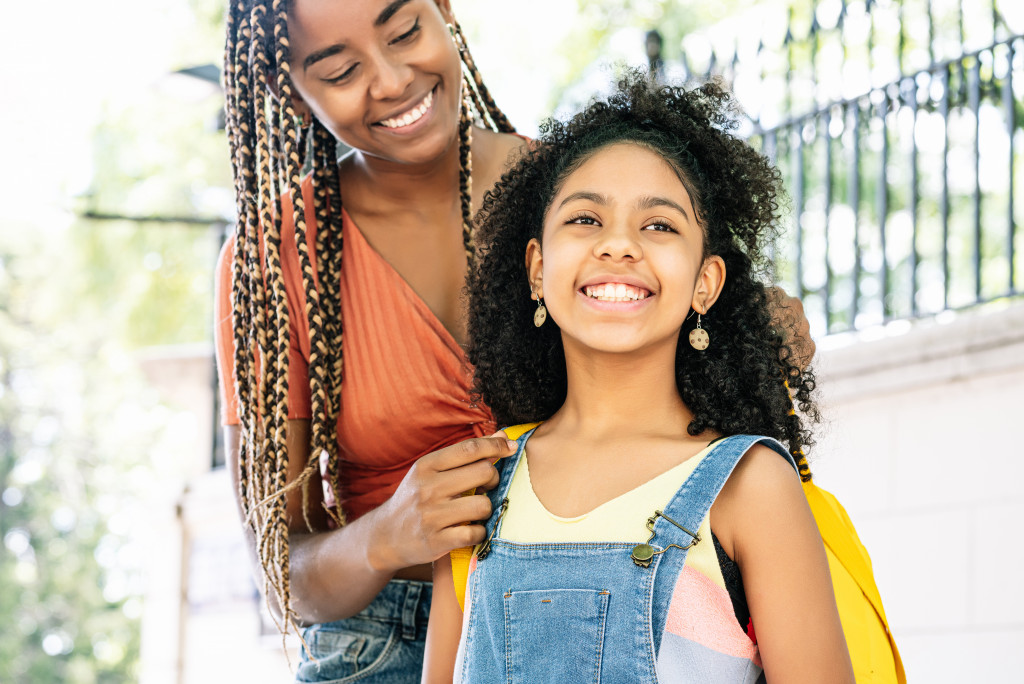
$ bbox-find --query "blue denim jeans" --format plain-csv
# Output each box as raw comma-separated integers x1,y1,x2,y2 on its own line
296,579,431,683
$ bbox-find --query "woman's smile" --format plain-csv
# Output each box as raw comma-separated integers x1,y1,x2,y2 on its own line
375,85,435,130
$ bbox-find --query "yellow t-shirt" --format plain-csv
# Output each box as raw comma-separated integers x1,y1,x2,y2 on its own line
499,443,736,605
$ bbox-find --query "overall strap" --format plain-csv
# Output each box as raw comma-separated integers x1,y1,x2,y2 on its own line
657,434,796,537
648,434,796,654
482,425,538,535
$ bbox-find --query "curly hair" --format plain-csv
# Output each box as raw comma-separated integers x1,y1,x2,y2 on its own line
467,72,818,473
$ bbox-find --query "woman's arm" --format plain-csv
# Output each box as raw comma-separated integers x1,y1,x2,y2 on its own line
422,553,463,683
713,445,855,684
224,423,513,625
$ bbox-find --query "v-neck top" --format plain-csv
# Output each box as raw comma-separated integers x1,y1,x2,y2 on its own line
215,175,495,520
499,443,715,543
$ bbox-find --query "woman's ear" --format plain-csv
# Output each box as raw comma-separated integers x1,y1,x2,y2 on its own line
525,238,543,299
692,255,726,314
433,0,455,24
265,74,313,125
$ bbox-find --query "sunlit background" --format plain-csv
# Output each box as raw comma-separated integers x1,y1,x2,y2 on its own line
1,0,1022,682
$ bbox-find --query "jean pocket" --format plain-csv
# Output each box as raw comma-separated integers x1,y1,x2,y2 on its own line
296,617,398,683
504,588,610,684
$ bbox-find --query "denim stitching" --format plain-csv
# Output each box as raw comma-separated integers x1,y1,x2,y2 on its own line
594,590,610,683
302,624,398,684
503,591,512,684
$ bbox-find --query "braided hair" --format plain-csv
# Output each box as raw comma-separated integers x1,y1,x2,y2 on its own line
223,0,514,634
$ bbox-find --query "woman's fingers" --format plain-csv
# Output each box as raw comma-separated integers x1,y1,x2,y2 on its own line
375,436,517,570
424,435,518,473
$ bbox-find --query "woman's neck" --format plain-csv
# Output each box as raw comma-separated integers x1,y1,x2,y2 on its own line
549,340,695,441
343,137,462,218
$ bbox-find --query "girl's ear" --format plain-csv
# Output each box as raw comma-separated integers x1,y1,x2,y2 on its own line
692,255,726,314
525,238,543,299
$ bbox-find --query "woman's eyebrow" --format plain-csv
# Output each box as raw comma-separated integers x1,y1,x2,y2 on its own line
375,0,413,26
635,195,689,220
303,0,413,73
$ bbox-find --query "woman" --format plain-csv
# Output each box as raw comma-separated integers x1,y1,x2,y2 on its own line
215,1,814,681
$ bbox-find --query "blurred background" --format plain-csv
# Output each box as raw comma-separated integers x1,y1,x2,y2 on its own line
0,0,1021,681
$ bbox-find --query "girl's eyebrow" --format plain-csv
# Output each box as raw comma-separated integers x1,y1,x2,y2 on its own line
557,191,607,209
636,195,690,220
556,191,690,221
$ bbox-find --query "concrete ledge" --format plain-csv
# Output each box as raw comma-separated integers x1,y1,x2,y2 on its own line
814,299,1024,402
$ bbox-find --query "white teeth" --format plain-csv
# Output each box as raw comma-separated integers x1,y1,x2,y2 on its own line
379,89,433,129
583,283,650,302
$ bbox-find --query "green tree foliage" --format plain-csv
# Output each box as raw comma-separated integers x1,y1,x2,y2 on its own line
0,0,229,679
0,227,148,682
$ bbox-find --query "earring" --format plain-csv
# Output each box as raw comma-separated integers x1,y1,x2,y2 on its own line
533,292,547,328
688,312,709,350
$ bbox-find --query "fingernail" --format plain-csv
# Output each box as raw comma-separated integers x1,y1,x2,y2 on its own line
506,439,517,450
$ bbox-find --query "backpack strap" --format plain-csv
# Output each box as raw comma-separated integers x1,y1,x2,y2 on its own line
450,423,541,611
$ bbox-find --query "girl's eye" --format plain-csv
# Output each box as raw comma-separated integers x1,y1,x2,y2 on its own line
643,221,677,233
390,19,420,45
566,213,599,226
324,64,358,85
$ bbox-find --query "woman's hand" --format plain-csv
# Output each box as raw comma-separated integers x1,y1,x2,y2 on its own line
366,434,518,575
767,286,816,370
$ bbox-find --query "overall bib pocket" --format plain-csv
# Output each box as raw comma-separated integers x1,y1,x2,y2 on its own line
503,588,610,683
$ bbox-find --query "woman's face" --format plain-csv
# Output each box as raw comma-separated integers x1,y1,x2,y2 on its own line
286,0,462,166
528,142,725,357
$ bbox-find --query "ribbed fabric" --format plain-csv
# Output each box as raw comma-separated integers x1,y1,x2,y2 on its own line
214,176,495,521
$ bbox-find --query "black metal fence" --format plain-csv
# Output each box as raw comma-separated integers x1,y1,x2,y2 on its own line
671,0,1023,334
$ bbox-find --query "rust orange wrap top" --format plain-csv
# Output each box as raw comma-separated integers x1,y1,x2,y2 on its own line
214,177,495,520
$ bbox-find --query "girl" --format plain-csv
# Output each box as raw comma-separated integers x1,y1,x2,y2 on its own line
425,75,855,682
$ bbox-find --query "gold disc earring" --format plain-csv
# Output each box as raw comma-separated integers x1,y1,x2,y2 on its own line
689,312,709,350
533,293,547,328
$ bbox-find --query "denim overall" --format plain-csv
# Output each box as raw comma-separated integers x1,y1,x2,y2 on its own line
456,429,796,684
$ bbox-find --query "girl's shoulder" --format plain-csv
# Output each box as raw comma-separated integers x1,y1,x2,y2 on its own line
712,442,810,560
719,443,804,508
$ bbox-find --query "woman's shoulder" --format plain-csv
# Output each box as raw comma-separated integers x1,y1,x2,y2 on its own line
475,128,531,169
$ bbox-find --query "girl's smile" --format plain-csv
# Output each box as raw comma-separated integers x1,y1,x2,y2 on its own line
527,142,724,357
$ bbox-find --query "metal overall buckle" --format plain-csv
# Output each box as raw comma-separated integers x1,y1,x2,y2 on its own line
631,510,701,568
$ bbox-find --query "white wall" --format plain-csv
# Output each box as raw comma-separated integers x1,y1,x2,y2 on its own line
809,301,1024,682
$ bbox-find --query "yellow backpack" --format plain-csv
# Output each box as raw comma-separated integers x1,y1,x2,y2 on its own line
450,423,905,684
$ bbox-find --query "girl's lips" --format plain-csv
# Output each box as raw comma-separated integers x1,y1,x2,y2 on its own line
373,86,437,136
576,289,655,312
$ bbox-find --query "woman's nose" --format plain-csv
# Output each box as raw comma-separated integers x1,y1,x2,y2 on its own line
369,54,414,101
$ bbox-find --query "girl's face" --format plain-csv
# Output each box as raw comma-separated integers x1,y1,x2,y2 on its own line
527,143,725,357
286,0,462,166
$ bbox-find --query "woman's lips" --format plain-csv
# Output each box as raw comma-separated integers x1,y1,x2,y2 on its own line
375,87,435,133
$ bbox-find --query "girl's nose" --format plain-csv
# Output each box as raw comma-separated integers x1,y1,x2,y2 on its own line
368,54,414,101
593,225,642,261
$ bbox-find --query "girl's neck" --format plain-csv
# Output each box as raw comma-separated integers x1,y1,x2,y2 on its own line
550,340,695,440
